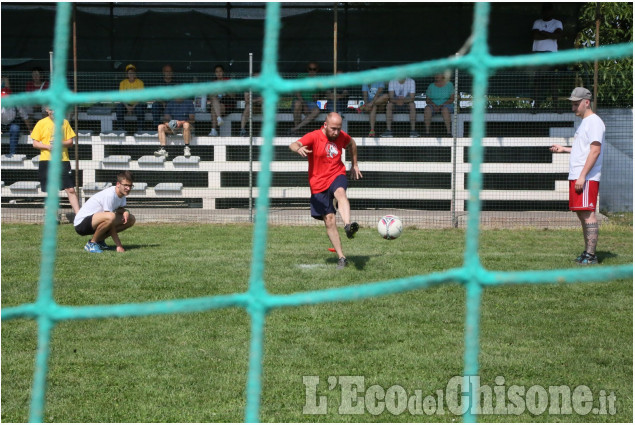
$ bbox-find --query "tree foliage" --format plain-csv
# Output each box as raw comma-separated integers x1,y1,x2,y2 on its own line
575,2,633,108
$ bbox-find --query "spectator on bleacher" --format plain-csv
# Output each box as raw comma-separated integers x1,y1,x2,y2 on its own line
154,98,195,158
151,64,177,128
288,112,361,269
360,75,389,137
424,73,455,136
208,64,235,137
73,170,136,254
549,87,605,266
26,66,49,92
383,77,418,138
240,72,262,137
115,64,145,134
324,70,350,115
30,106,80,214
287,61,322,136
1,84,32,157
25,66,49,121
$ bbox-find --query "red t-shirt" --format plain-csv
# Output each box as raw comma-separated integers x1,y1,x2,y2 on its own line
299,129,351,194
26,81,49,92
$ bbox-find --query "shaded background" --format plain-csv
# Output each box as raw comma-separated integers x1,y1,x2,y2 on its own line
2,2,584,74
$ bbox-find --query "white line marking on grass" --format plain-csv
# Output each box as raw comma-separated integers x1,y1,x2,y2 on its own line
297,264,330,269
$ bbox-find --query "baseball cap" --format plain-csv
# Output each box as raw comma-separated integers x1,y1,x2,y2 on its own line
125,64,136,72
568,87,592,101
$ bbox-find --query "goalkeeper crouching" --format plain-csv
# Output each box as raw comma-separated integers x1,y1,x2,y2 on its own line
74,171,136,253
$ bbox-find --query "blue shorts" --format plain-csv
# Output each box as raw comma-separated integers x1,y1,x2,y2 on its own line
310,174,348,220
427,104,454,114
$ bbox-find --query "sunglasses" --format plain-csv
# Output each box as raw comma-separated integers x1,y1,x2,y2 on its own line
120,183,134,189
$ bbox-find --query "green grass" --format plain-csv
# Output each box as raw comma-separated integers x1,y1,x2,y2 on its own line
1,222,632,422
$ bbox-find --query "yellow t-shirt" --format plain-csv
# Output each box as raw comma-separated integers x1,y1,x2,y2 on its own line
119,78,145,106
30,116,76,162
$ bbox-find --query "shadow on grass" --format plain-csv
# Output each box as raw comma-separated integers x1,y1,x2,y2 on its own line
104,244,160,251
596,251,618,263
326,255,376,270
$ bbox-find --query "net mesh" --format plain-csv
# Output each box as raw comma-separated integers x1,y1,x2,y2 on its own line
1,3,633,422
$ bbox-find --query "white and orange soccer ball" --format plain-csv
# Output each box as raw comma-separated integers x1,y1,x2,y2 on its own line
377,215,403,240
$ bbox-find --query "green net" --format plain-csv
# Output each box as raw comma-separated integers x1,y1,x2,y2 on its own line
1,3,632,423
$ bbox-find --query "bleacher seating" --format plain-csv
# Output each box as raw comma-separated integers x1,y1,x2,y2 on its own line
2,117,577,213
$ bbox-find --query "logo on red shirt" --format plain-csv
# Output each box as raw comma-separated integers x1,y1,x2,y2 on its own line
325,142,339,158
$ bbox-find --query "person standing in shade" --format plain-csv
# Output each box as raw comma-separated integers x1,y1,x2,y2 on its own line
531,3,563,109
289,112,362,269
550,87,605,265
31,106,80,214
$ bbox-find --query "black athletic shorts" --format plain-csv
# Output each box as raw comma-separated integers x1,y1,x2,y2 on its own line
38,161,75,192
74,215,95,236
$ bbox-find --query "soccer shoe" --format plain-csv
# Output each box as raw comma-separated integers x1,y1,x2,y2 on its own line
154,147,168,157
84,241,103,253
345,222,359,239
184,146,191,157
94,240,112,250
239,129,248,137
208,128,219,137
574,251,588,262
336,257,348,269
381,130,393,138
368,130,376,137
577,252,598,265
409,131,420,138
217,116,224,126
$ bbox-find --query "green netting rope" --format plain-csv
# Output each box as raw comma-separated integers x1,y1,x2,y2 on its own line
1,2,632,423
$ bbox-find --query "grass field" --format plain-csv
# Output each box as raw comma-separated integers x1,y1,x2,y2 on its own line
1,220,632,422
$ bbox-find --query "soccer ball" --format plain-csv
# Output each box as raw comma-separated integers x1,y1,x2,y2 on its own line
377,215,403,240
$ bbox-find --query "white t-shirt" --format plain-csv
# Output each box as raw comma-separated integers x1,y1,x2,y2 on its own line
569,113,605,181
74,186,126,226
388,78,416,98
532,18,563,52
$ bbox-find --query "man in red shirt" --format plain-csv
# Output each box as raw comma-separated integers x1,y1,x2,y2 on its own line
289,112,362,269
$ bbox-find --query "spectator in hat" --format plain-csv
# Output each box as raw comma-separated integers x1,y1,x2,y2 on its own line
115,64,145,133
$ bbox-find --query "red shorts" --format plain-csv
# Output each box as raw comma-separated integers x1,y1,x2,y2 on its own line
569,180,599,211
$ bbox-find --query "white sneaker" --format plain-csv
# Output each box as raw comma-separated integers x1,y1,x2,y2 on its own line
208,128,218,137
217,116,223,126
184,146,191,157
154,148,168,157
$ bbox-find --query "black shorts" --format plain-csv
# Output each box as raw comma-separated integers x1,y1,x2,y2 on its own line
38,161,75,192
74,215,95,236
